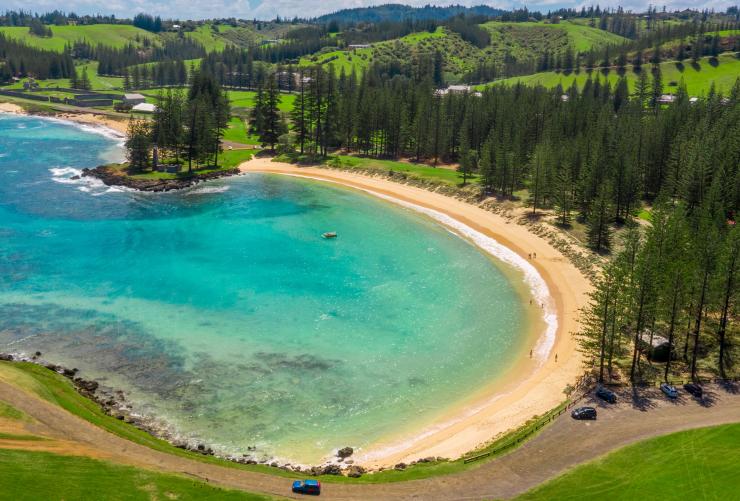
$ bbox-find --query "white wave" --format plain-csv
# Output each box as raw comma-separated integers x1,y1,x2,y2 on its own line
186,185,230,195
49,166,123,196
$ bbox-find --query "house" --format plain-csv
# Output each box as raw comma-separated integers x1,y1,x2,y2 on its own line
689,97,699,104
434,85,481,97
561,94,570,102
658,94,676,104
348,44,371,50
123,93,146,105
132,102,157,113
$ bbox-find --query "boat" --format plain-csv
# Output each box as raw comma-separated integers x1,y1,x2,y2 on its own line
322,232,337,239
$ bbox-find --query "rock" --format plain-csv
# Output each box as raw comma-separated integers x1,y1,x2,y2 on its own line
337,446,354,459
70,175,80,180
0,353,13,361
345,459,354,465
346,465,365,478
270,462,279,468
394,463,407,470
417,456,436,463
34,351,42,357
322,464,343,476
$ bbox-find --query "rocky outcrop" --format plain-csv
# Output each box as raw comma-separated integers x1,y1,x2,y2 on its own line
337,446,354,459
82,165,240,192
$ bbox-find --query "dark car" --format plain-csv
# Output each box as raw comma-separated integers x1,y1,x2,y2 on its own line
684,383,703,398
571,406,597,420
596,386,617,404
292,480,321,495
660,383,679,399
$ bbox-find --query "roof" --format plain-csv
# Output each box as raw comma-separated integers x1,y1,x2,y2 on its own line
124,93,146,100
304,480,320,486
132,102,156,113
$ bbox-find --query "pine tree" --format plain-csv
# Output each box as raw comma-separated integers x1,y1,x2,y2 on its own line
587,185,612,252
125,118,151,172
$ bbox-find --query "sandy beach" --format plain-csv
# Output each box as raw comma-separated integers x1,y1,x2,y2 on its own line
239,156,591,468
0,102,127,135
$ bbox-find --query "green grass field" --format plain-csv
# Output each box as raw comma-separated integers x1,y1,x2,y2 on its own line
0,449,270,500
486,53,740,96
328,155,476,186
0,25,156,52
183,24,232,52
519,423,740,500
223,117,261,145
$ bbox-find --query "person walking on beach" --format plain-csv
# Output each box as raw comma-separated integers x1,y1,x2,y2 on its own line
555,353,558,363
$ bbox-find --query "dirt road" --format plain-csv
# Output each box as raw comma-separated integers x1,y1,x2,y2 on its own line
2,381,739,500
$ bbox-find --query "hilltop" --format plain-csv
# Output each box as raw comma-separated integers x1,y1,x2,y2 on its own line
314,3,505,23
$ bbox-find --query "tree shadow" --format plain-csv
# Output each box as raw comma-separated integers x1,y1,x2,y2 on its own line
697,388,718,408
616,67,626,77
630,386,658,411
708,57,719,67
719,380,739,395
674,61,685,72
690,61,701,72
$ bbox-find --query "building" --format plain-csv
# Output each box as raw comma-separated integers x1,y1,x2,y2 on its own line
123,93,146,105
132,102,157,113
658,94,676,104
348,44,371,50
434,85,482,97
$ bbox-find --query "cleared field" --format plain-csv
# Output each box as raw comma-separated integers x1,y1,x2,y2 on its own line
485,54,740,96
182,24,232,52
482,21,626,58
0,25,156,51
0,449,269,500
519,423,740,500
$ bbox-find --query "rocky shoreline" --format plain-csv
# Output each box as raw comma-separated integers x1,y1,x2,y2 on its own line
0,352,446,477
81,165,240,192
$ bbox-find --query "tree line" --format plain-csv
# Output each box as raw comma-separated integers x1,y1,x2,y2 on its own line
0,33,74,81
125,70,229,173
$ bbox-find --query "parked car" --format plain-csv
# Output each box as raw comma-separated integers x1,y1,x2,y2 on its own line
292,479,321,495
660,383,679,399
684,383,703,398
571,406,597,420
596,386,617,403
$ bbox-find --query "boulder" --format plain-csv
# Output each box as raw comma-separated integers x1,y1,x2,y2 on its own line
346,465,365,478
322,464,343,476
394,463,407,470
337,446,354,459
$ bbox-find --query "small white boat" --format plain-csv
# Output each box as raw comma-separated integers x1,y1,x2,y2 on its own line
322,232,337,239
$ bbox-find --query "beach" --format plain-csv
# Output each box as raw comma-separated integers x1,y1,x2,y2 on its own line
0,102,127,135
239,157,591,467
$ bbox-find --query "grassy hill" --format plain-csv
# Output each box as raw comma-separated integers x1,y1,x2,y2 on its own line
301,21,628,81
519,423,740,500
482,20,627,58
485,53,740,96
0,24,156,51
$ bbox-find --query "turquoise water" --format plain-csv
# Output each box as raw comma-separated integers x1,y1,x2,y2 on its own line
0,114,530,463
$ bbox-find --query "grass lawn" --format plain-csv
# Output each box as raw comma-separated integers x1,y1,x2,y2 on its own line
328,155,477,187
124,149,255,180
519,423,740,500
0,449,270,500
223,117,260,145
0,25,156,52
484,53,740,96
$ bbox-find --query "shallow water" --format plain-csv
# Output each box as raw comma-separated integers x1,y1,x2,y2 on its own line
0,114,531,463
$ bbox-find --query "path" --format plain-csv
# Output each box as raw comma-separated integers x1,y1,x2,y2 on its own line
1,381,739,500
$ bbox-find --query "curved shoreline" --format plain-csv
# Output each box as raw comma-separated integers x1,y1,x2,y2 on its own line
239,157,591,467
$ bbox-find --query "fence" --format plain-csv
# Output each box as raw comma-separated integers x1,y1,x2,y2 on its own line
67,99,113,107
0,89,50,102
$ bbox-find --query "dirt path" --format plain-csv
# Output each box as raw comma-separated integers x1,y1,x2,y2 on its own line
2,381,739,500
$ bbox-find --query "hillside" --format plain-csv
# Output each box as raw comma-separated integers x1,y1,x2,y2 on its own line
0,24,156,51
315,4,505,23
482,20,627,58
301,20,629,82
485,53,740,96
